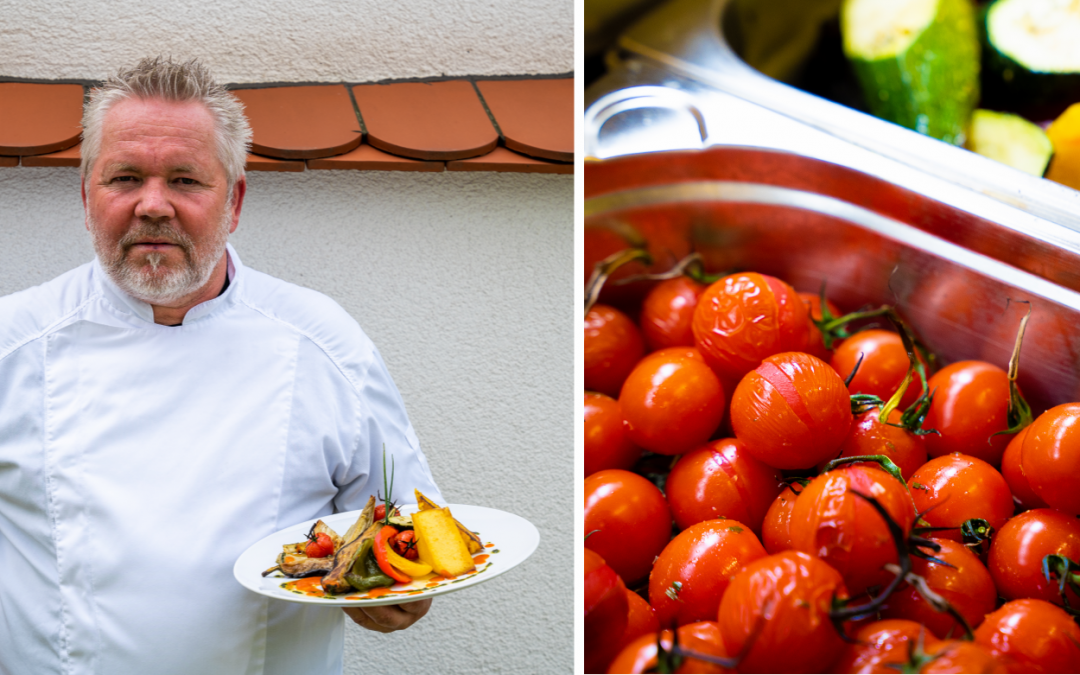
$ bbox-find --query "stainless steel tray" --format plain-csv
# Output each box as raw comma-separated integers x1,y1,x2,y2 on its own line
586,147,1080,411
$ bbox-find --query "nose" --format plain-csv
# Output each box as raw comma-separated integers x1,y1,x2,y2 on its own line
133,178,176,220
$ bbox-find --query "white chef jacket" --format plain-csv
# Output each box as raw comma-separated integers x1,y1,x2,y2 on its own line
0,243,442,675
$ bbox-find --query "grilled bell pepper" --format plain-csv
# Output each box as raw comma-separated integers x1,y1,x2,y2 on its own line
374,525,412,584
343,539,395,592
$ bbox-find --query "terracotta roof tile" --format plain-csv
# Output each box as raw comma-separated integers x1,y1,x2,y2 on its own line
477,79,572,162
245,153,305,172
0,156,17,167
352,81,498,161
447,146,572,174
232,85,362,160
21,143,80,167
307,144,443,172
0,83,83,156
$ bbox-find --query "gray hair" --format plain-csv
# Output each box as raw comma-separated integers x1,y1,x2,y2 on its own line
80,56,251,187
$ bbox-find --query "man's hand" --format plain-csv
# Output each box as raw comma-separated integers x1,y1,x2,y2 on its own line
343,599,432,634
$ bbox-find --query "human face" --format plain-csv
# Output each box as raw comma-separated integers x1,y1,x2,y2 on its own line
83,97,245,306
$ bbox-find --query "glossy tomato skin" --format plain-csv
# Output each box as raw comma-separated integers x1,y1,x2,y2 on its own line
665,438,783,535
909,453,1014,543
1000,427,1048,511
717,550,849,674
584,469,672,585
987,508,1080,607
974,598,1080,674
831,330,921,410
607,621,733,674
824,408,928,481
789,465,916,597
761,482,804,554
585,304,645,398
620,347,726,456
585,547,630,675
649,519,767,627
730,351,853,470
692,272,810,381
1021,402,1080,515
584,392,641,478
641,275,707,351
920,640,1006,673
881,538,996,640
832,619,941,674
798,291,842,361
922,361,1013,466
615,588,660,659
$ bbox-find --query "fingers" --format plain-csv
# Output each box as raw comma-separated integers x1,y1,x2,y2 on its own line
343,598,433,634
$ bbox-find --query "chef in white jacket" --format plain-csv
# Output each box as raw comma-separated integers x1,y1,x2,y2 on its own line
0,56,442,675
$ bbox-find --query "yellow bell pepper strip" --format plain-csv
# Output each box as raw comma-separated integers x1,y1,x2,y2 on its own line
374,525,412,584
385,546,432,578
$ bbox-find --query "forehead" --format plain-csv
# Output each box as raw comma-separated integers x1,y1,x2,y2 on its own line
97,97,221,172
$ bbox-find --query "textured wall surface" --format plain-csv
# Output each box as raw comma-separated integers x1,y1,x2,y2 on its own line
0,0,573,82
0,167,573,673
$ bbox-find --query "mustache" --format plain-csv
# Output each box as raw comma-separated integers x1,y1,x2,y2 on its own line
117,218,194,253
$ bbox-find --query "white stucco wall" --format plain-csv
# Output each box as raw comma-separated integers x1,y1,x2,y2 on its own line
0,166,573,673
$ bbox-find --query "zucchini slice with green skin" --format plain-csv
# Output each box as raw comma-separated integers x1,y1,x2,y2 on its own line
842,0,980,145
968,109,1053,176
982,0,1080,118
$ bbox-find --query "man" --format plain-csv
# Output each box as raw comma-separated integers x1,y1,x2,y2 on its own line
0,56,440,674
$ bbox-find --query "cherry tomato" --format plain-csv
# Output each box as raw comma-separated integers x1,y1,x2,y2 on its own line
615,589,659,661
909,453,1014,543
919,640,1005,673
584,392,641,478
583,219,692,306
1020,402,1080,515
789,464,915,597
973,598,1080,674
304,532,334,558
831,330,923,410
374,503,387,521
665,438,783,535
881,538,996,640
730,351,853,470
585,547,630,675
620,347,726,456
607,621,733,674
584,469,672,584
649,519,767,627
717,550,849,674
691,272,810,381
798,291,843,361
822,408,928,481
761,482,804,554
922,360,1013,466
641,275,707,351
987,508,1080,607
585,304,645,398
832,619,941,674
999,426,1048,511
388,530,419,560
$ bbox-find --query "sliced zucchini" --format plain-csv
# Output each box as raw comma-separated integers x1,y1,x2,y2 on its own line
983,0,1080,118
842,0,980,145
967,109,1053,175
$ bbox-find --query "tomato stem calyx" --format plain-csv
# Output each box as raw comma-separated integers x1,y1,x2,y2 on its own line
1042,554,1080,614
820,455,906,488
584,247,652,316
960,518,994,558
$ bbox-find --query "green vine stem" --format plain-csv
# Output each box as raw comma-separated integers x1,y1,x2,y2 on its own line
584,247,652,316
993,301,1034,439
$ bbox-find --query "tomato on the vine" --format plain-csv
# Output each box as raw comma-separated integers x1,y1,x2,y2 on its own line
973,598,1080,674
584,469,672,584
987,508,1080,607
909,453,1014,543
822,407,928,481
607,621,733,674
918,641,1005,673
304,532,334,558
730,351,853,470
615,589,660,661
584,392,641,478
760,482,804,554
922,360,1013,466
665,438,783,535
641,275,707,351
831,329,922,410
1020,402,1080,515
832,619,940,674
585,547,629,675
649,519,767,627
798,291,843,361
999,427,1048,511
584,304,645,398
620,347,726,456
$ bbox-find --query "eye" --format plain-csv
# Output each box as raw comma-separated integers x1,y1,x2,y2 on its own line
111,175,137,183
176,177,199,186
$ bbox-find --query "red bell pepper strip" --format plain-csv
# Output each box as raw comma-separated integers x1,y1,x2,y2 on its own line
374,525,412,584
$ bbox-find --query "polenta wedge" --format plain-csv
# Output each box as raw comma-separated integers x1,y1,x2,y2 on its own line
412,507,476,578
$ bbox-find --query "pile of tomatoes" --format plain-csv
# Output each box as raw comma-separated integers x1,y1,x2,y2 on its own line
583,248,1080,674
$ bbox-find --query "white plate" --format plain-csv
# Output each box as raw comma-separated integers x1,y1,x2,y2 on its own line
234,504,540,607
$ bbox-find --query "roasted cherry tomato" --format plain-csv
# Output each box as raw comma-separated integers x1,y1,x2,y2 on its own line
999,426,1047,511
831,329,923,410
649,519,767,627
789,464,915,597
1020,402,1080,515
389,530,419,561
691,272,810,381
730,351,853,470
761,481,804,554
584,469,672,584
641,275,707,351
987,508,1080,607
585,547,630,675
717,550,849,673
922,360,1013,466
909,453,1013,543
882,538,996,640
665,438,783,535
584,392,641,478
620,347,725,456
304,532,334,558
832,619,941,674
974,598,1080,674
584,304,645,398
607,621,733,674
798,291,843,361
821,407,928,481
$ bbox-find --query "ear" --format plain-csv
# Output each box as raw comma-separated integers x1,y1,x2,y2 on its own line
229,175,247,234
